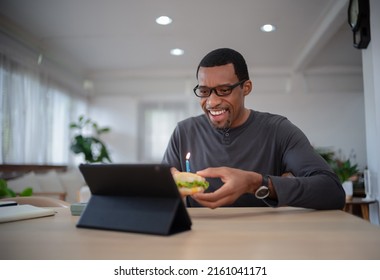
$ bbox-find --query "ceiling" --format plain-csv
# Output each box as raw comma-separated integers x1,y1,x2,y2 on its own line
0,0,361,83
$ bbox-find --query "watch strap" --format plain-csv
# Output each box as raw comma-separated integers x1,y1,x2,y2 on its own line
261,175,269,187
255,175,270,199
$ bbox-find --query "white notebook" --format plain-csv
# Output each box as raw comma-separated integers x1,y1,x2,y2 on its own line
0,204,56,223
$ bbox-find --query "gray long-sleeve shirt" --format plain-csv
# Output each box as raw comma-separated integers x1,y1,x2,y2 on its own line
162,110,345,210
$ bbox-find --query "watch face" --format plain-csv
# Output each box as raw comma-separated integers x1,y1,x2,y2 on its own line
349,0,359,30
255,186,270,199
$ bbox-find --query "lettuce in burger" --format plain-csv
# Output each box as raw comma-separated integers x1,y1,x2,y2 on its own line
173,172,209,196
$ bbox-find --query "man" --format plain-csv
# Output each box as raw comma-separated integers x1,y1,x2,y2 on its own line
162,48,345,210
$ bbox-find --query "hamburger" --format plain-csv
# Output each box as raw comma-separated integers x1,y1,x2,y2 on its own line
173,172,209,196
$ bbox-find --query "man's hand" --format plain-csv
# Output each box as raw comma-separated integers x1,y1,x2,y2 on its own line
192,167,263,209
170,167,180,176
170,167,205,198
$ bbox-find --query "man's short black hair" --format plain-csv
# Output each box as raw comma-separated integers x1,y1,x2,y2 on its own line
196,48,250,81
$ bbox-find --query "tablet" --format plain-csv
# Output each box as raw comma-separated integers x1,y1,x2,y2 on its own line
79,163,180,197
77,163,191,235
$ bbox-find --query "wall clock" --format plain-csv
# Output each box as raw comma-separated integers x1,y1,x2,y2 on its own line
348,0,371,49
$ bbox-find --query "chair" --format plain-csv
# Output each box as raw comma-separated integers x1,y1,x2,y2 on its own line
0,196,70,208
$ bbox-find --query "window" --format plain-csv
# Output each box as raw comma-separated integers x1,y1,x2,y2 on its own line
138,102,188,162
0,52,86,164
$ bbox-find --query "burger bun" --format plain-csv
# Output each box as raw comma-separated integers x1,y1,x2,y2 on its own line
173,172,209,196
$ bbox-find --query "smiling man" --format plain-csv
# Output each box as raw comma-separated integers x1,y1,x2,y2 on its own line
162,48,345,210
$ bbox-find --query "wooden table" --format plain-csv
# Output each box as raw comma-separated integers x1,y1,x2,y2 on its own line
343,197,378,221
1,207,380,260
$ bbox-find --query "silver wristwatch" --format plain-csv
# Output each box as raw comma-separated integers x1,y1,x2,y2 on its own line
255,175,270,199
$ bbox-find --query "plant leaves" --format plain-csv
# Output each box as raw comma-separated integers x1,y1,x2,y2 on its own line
0,179,16,198
69,116,112,163
20,187,33,196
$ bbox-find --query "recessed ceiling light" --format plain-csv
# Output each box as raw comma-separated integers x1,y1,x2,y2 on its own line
156,16,172,25
260,24,276,32
170,48,184,56
83,79,94,90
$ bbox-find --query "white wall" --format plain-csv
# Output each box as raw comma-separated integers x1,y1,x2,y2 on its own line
89,70,367,170
88,75,201,163
362,0,380,224
249,71,366,169
89,95,139,163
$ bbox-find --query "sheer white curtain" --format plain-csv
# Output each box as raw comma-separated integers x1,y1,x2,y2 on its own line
0,53,86,164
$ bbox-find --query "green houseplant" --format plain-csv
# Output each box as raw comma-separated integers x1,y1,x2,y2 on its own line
69,115,112,163
0,178,33,198
331,158,359,201
315,147,359,183
331,158,359,184
315,147,359,200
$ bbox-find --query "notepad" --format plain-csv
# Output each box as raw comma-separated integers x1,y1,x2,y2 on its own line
0,204,56,223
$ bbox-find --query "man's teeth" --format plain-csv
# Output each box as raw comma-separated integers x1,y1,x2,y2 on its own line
209,109,226,116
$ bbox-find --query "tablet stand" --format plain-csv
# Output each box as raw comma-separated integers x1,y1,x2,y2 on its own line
77,195,191,235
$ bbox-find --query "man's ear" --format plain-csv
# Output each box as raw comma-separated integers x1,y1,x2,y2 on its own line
243,80,252,96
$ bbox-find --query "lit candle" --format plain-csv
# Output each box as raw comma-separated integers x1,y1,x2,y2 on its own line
185,152,191,172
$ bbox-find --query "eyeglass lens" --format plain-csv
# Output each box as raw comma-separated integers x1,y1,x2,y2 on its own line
194,80,245,97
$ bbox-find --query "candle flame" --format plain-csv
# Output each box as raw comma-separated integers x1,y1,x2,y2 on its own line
186,152,191,160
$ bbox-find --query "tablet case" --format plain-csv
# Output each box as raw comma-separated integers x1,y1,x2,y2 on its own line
77,164,191,235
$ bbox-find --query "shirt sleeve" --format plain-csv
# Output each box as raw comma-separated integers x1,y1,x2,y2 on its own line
162,126,182,170
268,119,345,210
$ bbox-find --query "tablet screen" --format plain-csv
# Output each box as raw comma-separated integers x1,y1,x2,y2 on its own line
79,163,180,198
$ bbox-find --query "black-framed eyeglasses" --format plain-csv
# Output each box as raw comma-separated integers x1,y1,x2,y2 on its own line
193,80,247,98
